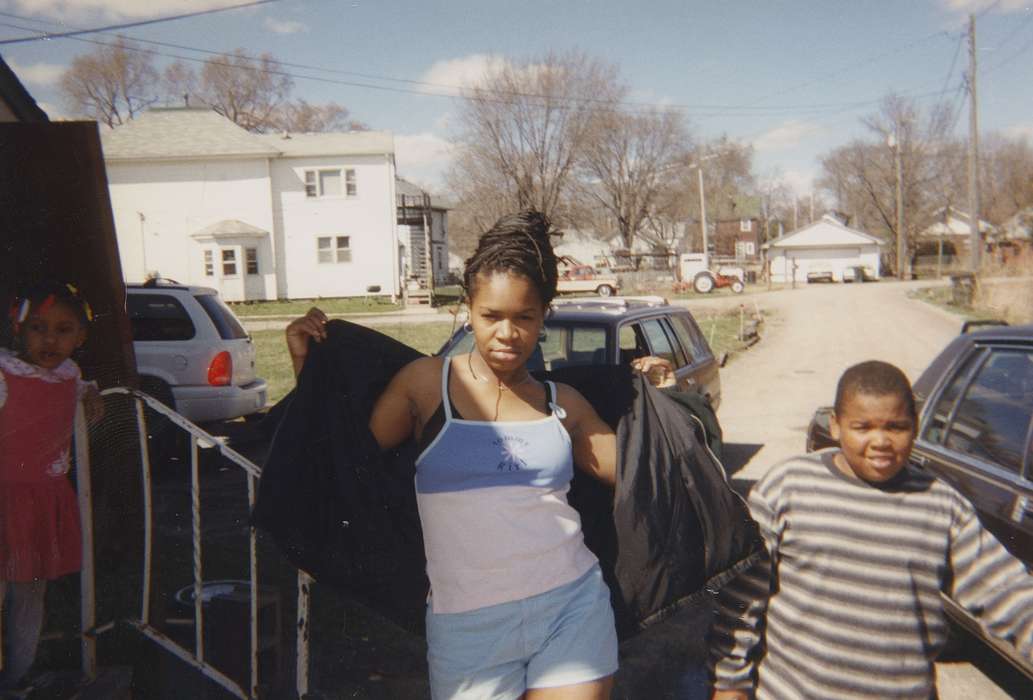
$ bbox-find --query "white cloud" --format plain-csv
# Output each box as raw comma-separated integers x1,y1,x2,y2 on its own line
781,168,816,195
263,17,307,34
7,0,251,21
1004,123,1033,141
420,54,508,95
942,0,1029,13
5,59,65,87
394,132,454,189
752,121,824,153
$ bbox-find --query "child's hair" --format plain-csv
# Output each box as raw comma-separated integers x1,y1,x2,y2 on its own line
834,360,917,421
8,281,93,333
462,210,559,307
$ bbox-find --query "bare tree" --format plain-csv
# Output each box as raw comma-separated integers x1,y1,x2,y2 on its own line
193,49,294,132
275,99,367,133
449,50,624,226
59,37,159,127
818,93,960,269
575,107,691,250
980,132,1033,225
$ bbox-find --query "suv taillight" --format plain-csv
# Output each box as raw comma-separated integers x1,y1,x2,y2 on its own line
207,351,233,386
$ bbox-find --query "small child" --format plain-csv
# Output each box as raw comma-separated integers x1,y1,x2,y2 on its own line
0,282,99,690
709,360,1033,700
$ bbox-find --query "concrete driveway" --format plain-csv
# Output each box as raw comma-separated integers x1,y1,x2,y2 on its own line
710,279,1024,699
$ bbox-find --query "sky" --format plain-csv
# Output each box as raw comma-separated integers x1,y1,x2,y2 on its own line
2,0,1032,196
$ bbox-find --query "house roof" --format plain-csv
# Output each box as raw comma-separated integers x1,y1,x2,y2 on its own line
255,130,394,157
0,54,48,122
102,108,281,160
190,219,269,239
764,214,883,249
921,206,992,235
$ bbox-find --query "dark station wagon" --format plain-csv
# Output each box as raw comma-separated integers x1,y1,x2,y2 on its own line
438,296,722,410
807,321,1033,678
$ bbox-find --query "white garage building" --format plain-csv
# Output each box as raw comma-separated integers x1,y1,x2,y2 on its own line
764,215,883,283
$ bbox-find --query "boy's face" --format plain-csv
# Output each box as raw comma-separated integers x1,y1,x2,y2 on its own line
830,390,916,483
19,301,86,370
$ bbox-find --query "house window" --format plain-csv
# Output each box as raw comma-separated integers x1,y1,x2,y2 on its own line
203,250,214,277
304,168,356,198
317,236,351,263
222,249,237,276
245,247,259,275
740,219,753,232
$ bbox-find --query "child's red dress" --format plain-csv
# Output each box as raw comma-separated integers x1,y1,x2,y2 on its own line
0,349,84,582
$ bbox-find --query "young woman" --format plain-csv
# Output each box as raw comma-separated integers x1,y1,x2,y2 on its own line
286,211,625,699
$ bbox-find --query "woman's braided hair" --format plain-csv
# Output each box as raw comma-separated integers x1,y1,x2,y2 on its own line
462,210,559,307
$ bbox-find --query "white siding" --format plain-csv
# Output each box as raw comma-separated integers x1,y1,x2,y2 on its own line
106,158,276,301
271,154,398,299
768,244,881,283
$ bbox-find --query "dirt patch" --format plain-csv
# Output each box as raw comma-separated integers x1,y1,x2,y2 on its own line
975,277,1033,324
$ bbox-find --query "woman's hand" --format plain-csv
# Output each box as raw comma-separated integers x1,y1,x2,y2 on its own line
631,355,677,388
286,307,328,377
711,690,750,700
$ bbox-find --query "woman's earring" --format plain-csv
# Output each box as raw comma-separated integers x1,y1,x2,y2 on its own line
463,321,473,333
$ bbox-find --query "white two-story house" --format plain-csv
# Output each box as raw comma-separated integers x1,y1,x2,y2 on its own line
102,107,399,301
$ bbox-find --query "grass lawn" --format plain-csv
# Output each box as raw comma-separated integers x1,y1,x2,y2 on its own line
229,296,401,317
254,322,459,404
254,308,754,406
908,285,995,322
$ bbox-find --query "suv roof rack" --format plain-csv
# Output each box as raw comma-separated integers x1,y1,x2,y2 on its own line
551,295,669,310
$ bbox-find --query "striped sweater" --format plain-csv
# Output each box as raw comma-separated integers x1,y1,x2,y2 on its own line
709,449,1033,699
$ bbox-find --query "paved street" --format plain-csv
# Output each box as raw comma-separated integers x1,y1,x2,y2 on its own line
710,280,1027,699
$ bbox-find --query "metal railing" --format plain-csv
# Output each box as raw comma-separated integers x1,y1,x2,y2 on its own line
75,387,313,699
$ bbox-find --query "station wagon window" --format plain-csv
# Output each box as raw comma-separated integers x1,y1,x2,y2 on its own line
618,324,649,364
221,249,237,276
640,318,677,365
127,294,196,341
203,250,213,277
927,348,1033,475
672,314,712,362
317,236,351,263
245,247,259,275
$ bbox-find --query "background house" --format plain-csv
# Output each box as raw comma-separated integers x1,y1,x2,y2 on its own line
396,177,450,288
764,214,883,283
102,108,399,301
916,206,993,266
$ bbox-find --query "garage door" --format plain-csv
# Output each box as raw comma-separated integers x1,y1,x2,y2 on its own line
787,248,861,281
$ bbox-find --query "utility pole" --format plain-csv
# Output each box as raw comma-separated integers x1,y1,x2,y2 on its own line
894,127,905,280
698,167,708,257
809,192,815,223
967,12,982,272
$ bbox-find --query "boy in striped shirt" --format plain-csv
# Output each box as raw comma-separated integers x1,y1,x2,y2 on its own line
709,360,1033,699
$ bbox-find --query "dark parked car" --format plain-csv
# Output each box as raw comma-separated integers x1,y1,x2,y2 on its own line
438,296,722,409
807,321,1033,678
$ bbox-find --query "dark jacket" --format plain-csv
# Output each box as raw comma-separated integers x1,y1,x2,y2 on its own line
253,321,760,638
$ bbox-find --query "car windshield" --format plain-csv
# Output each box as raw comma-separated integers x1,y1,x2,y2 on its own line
444,323,609,371
195,293,249,340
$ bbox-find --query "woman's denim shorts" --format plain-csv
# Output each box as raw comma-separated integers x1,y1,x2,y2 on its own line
425,564,619,699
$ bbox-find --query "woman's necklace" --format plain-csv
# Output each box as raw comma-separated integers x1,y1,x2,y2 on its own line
467,350,532,391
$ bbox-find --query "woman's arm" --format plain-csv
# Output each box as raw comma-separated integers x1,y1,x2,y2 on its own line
285,307,329,377
368,357,438,451
558,384,617,487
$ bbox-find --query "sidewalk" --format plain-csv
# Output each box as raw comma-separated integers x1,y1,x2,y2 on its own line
239,305,457,331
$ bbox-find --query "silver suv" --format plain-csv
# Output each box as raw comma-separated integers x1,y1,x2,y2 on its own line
126,281,267,423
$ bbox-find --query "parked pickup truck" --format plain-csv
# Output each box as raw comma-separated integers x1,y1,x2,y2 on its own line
557,263,620,297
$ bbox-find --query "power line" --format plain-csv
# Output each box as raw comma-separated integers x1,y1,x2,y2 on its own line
0,0,284,46
0,11,980,119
